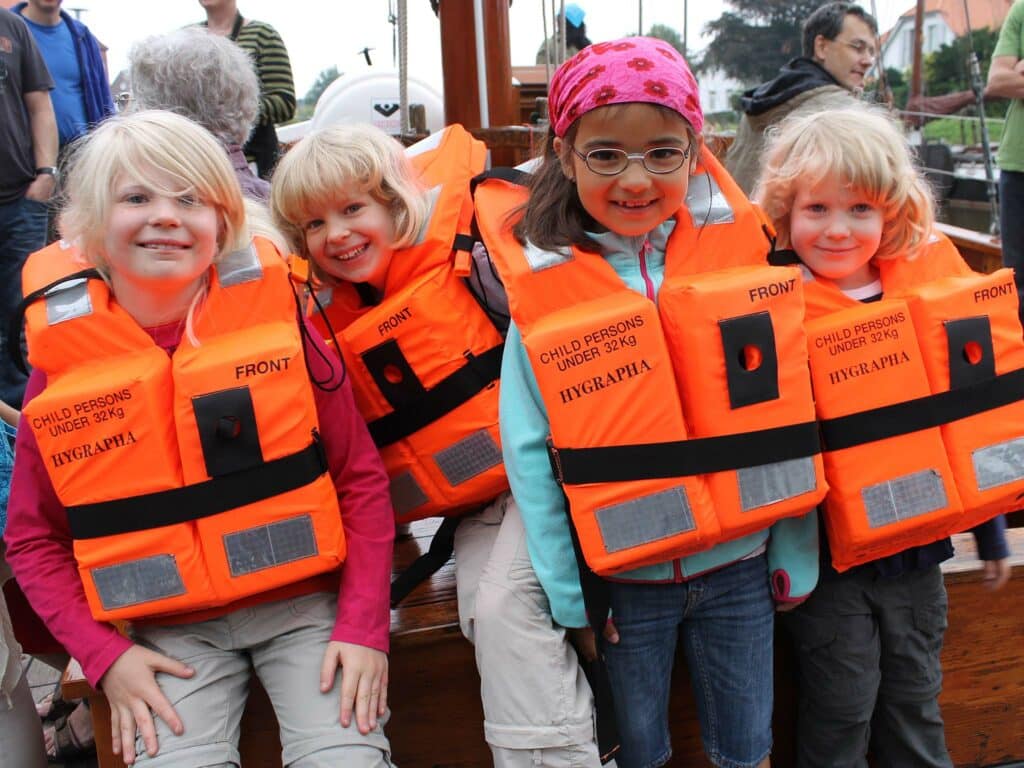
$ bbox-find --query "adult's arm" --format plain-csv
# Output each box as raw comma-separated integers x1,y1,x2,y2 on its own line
246,22,296,125
986,56,1024,100
22,90,57,202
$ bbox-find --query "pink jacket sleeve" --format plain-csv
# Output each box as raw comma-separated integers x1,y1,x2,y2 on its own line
305,324,395,653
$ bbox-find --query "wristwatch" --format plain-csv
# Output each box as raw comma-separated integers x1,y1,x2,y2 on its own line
35,166,57,177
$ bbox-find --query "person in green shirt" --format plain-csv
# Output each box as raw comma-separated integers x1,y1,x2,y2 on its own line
987,0,1024,320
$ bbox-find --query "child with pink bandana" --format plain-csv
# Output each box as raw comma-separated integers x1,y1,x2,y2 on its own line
483,37,810,768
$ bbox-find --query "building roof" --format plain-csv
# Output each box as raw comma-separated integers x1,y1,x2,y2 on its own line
896,0,1013,36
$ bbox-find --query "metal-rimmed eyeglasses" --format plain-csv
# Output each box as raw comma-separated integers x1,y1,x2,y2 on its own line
571,146,691,176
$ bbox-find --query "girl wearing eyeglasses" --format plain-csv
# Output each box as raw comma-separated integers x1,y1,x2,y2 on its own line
474,37,817,768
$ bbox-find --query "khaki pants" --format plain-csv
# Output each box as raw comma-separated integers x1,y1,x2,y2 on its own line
455,493,602,767
130,593,394,768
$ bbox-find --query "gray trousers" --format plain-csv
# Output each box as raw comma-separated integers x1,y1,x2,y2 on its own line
455,493,603,768
130,593,394,768
784,564,952,768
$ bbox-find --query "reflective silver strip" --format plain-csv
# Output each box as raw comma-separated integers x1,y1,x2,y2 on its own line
434,429,503,486
523,240,573,272
91,554,186,610
973,437,1024,491
738,457,818,512
224,514,318,577
861,469,948,528
390,471,429,516
44,278,92,325
684,172,735,226
410,186,441,246
216,244,262,287
405,129,446,157
595,486,695,553
315,286,334,308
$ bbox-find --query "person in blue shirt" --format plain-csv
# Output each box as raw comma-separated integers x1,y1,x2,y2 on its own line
14,0,113,149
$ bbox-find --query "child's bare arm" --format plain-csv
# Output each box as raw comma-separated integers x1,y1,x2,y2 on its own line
0,399,19,427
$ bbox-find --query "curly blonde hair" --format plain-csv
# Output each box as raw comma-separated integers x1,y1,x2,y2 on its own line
754,103,934,263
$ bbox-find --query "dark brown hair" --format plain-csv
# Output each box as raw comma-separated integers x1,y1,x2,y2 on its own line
514,104,698,253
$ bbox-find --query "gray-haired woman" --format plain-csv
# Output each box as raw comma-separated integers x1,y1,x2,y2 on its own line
128,27,270,201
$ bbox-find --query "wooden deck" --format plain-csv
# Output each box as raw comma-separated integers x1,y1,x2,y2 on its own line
64,523,1024,768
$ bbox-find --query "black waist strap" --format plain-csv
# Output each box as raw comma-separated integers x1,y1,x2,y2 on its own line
367,343,504,448
820,367,1024,451
389,515,461,608
67,436,328,540
551,421,821,486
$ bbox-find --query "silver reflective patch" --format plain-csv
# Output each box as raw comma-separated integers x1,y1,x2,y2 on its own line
595,486,695,553
91,554,186,610
216,244,263,287
315,286,334,308
434,430,503,486
390,471,429,516
973,437,1024,491
861,469,948,528
739,457,817,511
684,172,735,226
45,279,92,325
224,514,318,577
523,240,573,272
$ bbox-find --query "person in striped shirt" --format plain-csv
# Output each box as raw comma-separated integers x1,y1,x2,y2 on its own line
198,0,296,179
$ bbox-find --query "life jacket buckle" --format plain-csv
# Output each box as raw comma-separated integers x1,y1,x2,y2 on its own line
546,436,565,485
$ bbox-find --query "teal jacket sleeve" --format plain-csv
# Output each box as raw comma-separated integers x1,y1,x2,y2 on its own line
499,322,589,628
767,509,819,603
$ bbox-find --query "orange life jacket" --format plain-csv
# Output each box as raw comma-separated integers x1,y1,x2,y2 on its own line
22,238,346,622
295,124,509,522
475,155,826,575
793,235,1024,570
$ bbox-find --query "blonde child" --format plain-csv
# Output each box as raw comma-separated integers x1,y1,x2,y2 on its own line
270,124,604,766
4,110,396,767
479,36,819,768
756,103,1011,767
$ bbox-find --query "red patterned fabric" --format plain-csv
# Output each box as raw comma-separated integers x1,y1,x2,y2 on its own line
548,36,703,137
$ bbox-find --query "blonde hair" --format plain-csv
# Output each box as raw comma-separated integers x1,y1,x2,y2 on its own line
270,123,428,282
754,104,934,262
59,110,248,269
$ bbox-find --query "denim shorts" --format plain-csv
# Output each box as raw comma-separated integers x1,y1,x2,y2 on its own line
603,554,774,768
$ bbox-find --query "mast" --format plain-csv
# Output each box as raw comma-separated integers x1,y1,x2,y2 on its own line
437,0,514,132
962,0,1000,236
911,0,926,127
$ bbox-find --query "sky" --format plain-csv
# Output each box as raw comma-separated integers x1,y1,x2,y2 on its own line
58,0,908,98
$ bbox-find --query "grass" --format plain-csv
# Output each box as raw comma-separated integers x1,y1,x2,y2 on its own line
922,115,1004,145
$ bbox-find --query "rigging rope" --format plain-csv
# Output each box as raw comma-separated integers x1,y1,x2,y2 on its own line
398,0,409,134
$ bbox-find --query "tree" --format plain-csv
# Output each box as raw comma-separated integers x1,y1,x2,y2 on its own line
699,0,831,83
924,28,999,101
647,23,684,56
304,66,340,107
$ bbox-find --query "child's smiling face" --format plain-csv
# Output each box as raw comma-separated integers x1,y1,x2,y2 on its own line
555,103,697,238
301,185,397,290
789,175,883,291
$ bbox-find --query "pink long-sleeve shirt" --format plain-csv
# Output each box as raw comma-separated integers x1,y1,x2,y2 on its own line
4,318,394,689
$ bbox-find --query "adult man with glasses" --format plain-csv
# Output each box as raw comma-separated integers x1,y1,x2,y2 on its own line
726,2,878,194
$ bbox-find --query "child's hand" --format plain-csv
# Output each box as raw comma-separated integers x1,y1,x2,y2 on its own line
321,641,388,735
568,618,620,662
982,558,1012,591
99,644,194,765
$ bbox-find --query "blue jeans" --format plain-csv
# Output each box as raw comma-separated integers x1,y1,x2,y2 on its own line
603,554,774,768
0,196,48,407
999,169,1024,324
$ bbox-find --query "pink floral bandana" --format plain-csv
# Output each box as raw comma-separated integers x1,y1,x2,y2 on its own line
548,36,704,138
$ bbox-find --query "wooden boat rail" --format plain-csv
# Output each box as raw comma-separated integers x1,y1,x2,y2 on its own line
64,523,1024,768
